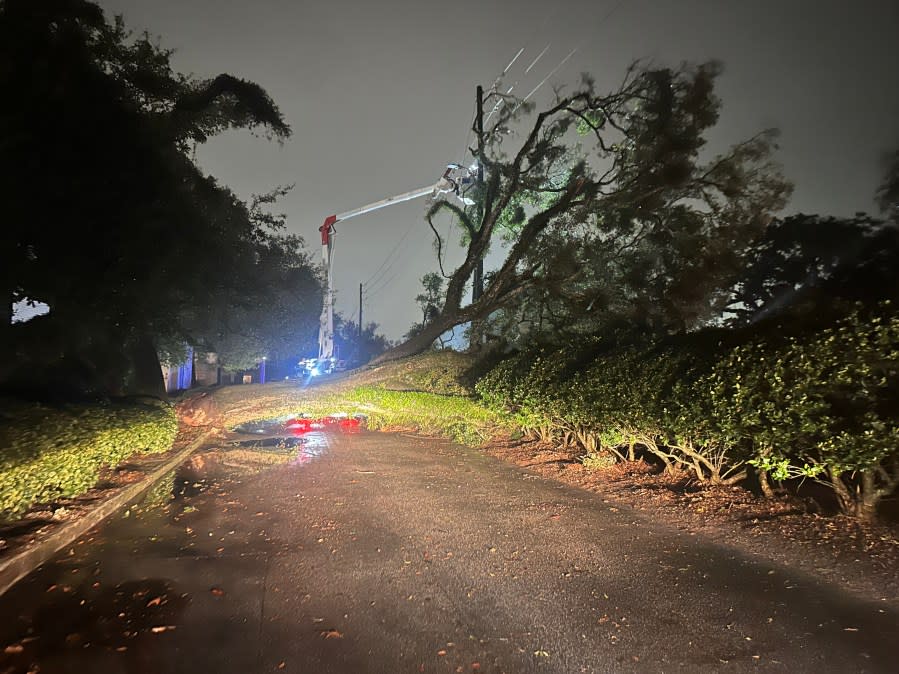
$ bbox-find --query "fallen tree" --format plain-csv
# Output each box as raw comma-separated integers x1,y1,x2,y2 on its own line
376,61,790,362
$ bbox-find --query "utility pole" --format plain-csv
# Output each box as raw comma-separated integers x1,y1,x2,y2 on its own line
358,283,363,338
468,85,486,349
473,85,485,304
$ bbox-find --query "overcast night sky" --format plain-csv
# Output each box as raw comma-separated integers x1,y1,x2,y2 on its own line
97,0,899,340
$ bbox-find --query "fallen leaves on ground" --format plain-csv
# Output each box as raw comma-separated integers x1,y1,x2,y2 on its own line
483,437,899,602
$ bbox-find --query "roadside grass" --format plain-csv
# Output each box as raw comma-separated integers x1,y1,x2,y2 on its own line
0,398,177,521
326,387,506,446
211,352,512,446
215,384,512,448
350,350,477,396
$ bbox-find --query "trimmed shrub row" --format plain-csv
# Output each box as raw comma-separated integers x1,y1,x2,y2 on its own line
476,306,899,521
0,399,178,520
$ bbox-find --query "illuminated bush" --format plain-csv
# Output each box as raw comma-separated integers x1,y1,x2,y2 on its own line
0,400,177,520
709,307,899,519
476,304,899,518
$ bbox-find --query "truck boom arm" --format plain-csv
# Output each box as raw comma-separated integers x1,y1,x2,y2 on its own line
315,167,476,367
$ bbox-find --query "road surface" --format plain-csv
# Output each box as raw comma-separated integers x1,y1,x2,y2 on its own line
1,428,896,673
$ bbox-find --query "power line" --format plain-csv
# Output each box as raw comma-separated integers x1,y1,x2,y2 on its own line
364,268,400,299
525,44,551,74
483,42,555,127
489,0,636,126
346,1,637,337
520,47,577,105
597,0,631,27
362,216,417,288
488,47,525,94
363,241,407,293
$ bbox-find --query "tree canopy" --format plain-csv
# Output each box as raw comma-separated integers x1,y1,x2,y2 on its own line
334,317,391,368
0,0,320,397
404,272,446,341
723,213,886,325
723,149,899,328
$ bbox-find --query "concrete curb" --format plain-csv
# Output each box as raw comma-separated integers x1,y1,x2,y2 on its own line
0,428,217,598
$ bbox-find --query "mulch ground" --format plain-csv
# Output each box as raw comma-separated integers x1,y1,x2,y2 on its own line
482,438,899,605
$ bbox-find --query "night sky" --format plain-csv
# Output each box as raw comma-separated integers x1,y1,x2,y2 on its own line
98,0,899,340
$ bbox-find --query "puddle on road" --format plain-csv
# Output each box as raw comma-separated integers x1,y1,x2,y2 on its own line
230,419,286,435
228,413,366,468
228,436,305,449
232,413,366,438
135,413,366,511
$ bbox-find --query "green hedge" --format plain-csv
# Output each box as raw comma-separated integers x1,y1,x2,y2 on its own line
476,305,899,520
706,310,899,517
0,399,178,520
476,337,611,442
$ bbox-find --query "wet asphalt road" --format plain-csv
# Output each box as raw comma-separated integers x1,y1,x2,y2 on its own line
1,428,897,673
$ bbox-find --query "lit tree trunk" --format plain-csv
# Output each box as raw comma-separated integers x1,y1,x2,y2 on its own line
373,314,463,363
757,466,776,499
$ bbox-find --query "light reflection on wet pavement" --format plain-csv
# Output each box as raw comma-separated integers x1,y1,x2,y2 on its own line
0,416,363,673
227,414,363,466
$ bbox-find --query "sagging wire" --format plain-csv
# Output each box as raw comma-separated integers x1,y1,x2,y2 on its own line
362,217,417,289
483,43,552,127
364,269,400,299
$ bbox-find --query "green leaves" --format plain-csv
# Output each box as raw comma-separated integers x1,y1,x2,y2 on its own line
476,303,899,511
0,400,177,520
386,60,791,362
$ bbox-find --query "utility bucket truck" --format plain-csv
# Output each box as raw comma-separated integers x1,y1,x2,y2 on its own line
302,165,475,377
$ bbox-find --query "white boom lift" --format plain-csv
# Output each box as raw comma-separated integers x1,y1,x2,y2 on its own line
310,165,475,374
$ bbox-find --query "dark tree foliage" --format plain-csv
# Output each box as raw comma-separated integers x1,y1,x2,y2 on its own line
724,213,888,325
334,317,391,368
0,0,316,398
404,272,445,341
181,186,322,373
194,191,323,372
720,146,899,329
